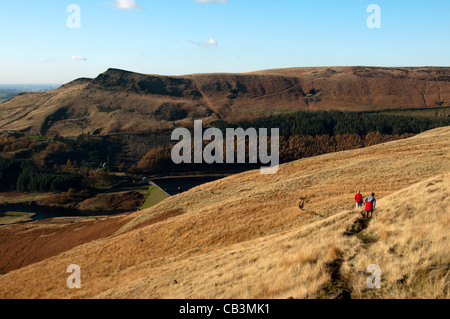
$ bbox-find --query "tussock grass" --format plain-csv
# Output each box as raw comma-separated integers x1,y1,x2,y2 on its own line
341,173,450,299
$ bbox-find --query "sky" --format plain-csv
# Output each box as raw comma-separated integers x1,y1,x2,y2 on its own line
0,0,449,84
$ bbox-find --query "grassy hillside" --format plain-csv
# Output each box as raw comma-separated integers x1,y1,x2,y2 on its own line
0,67,449,137
0,126,448,299
342,173,449,298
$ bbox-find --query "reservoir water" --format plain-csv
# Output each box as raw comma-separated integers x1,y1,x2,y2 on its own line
0,204,128,221
151,175,226,196
0,175,226,222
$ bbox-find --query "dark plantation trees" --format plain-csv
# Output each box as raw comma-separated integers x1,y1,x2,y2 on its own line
0,157,21,191
0,134,120,194
136,132,413,173
16,161,82,193
137,110,450,173
213,111,450,137
1,109,449,187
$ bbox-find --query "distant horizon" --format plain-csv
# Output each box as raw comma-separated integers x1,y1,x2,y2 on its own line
0,84,62,91
0,83,62,86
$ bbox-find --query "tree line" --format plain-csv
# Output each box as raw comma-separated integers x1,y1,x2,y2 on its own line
136,132,414,174
136,110,450,173
0,158,82,193
1,110,449,189
212,110,450,137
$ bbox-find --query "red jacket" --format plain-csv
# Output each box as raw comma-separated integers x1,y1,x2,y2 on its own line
355,193,363,203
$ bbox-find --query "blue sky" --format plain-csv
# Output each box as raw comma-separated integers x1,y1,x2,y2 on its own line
0,0,449,84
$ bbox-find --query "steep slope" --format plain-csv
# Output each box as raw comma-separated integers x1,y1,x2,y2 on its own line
0,126,448,298
0,67,449,136
98,173,449,299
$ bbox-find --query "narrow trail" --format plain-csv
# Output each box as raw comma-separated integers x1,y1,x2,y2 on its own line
251,81,303,100
191,80,223,119
319,212,376,299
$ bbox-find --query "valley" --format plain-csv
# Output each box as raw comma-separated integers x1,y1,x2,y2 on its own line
0,66,449,299
0,126,448,298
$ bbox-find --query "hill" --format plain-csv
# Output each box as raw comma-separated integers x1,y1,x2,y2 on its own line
0,66,449,136
0,126,448,299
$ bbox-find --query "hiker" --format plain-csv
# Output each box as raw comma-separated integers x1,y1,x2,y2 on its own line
355,191,363,210
363,193,376,218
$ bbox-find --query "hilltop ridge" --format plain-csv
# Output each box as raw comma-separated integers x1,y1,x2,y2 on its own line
0,66,449,136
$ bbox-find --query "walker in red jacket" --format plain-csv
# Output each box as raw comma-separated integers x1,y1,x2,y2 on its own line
363,193,376,218
355,191,363,209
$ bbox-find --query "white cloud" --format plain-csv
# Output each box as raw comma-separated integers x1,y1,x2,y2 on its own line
205,38,218,46
71,56,87,61
111,0,142,10
189,38,219,47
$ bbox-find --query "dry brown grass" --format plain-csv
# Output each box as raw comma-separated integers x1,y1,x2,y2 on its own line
1,67,449,136
0,126,448,299
341,172,450,299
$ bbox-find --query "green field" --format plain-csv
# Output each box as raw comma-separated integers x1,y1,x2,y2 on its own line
0,92,17,103
141,185,170,209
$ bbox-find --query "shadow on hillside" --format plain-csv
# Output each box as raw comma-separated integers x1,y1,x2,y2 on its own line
344,216,371,236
